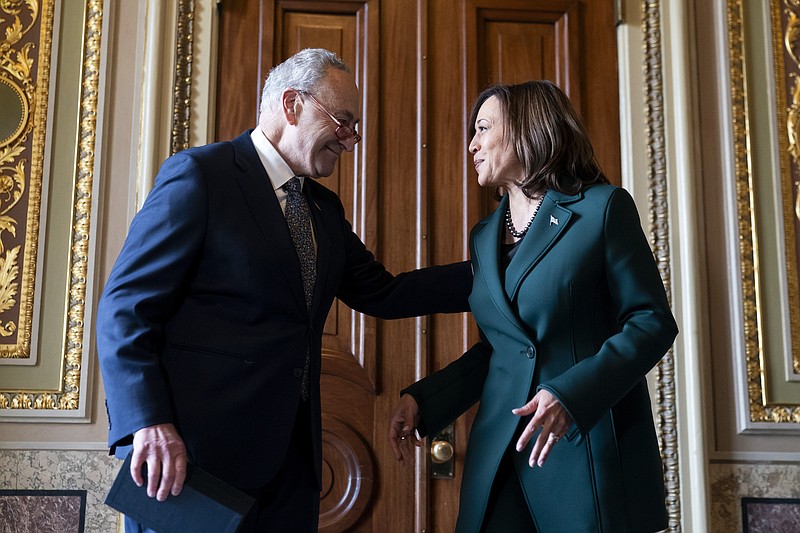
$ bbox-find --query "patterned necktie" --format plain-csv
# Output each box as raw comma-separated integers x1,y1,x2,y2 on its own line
283,177,316,400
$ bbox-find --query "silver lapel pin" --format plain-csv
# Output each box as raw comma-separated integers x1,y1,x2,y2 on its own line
550,215,559,226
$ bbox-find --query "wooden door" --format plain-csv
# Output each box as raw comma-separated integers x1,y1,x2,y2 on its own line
215,1,619,531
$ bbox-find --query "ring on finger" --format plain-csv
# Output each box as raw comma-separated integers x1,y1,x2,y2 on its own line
548,433,561,443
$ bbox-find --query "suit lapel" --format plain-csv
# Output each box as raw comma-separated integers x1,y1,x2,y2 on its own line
472,196,529,336
230,131,308,313
504,189,581,301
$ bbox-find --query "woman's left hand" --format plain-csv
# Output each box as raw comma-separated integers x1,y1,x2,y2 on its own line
512,389,573,468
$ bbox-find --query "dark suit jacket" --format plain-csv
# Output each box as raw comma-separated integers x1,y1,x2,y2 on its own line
404,185,678,533
96,130,471,489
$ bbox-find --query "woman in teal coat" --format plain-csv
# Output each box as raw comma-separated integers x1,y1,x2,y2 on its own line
389,81,678,532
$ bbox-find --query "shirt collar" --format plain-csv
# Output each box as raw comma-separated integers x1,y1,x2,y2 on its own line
250,127,304,191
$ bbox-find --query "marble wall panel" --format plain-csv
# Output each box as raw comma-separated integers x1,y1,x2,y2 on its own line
742,497,800,533
0,490,84,533
710,462,800,533
0,449,120,532
0,449,18,488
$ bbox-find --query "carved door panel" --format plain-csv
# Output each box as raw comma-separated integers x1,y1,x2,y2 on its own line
216,1,619,531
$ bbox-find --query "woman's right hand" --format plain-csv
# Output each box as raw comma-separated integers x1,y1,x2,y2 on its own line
512,389,572,468
388,394,423,466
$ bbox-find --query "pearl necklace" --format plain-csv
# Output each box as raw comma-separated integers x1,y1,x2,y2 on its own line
505,194,545,239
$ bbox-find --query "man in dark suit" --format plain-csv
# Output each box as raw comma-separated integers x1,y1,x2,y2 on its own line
96,48,471,533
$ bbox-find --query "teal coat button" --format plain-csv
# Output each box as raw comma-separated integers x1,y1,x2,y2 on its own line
525,346,535,359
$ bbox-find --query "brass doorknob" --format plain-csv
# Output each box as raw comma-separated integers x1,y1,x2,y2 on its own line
431,439,454,464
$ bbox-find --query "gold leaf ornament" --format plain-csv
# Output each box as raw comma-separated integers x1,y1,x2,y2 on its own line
0,244,19,336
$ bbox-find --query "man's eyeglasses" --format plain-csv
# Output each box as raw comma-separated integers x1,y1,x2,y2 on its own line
297,90,361,145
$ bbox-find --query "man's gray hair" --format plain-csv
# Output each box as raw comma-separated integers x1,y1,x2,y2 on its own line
259,48,350,116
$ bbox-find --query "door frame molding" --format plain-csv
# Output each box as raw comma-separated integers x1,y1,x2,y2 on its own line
618,0,709,531
159,0,704,530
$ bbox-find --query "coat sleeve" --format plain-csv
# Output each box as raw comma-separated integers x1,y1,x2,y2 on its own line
333,197,473,317
400,332,492,438
96,151,208,449
537,187,678,440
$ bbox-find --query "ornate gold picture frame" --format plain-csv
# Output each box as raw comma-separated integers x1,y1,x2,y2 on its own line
774,0,800,381
0,0,105,418
728,0,800,429
0,0,55,357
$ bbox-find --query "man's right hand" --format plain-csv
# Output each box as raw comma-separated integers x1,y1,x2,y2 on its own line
131,423,187,501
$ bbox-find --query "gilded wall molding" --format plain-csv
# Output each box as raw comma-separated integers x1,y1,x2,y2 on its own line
728,0,800,426
0,0,54,357
0,0,104,413
642,1,681,531
171,0,195,155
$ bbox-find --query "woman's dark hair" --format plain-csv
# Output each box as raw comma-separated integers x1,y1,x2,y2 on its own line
468,80,609,198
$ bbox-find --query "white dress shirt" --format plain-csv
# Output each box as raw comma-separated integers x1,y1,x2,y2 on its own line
249,127,316,245
250,127,305,215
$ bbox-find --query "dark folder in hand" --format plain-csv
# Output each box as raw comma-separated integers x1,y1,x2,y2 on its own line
105,452,255,533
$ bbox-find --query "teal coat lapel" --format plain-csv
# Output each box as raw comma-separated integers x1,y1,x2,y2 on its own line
504,190,579,301
470,195,519,334
472,190,582,323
